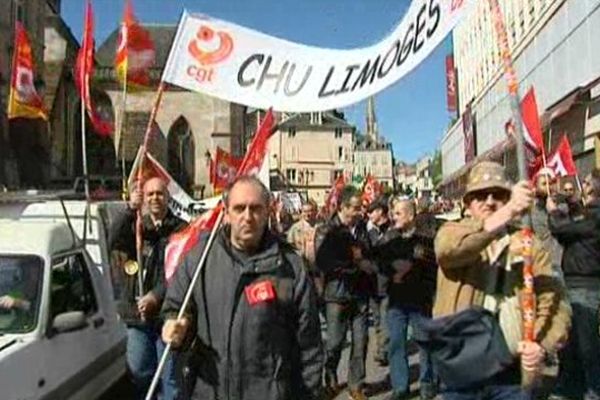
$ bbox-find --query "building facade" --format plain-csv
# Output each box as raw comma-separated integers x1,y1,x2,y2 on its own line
353,97,394,189
394,162,417,194
353,148,394,189
265,111,354,206
95,24,246,198
441,0,600,195
415,155,435,199
394,156,435,199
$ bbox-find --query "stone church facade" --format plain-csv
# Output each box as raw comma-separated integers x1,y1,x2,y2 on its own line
95,24,246,198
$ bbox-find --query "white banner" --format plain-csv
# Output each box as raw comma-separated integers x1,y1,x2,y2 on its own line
163,0,474,112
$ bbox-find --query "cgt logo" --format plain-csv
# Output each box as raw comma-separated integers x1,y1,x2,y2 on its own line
187,26,234,84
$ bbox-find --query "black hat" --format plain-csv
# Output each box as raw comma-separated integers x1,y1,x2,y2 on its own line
367,196,388,214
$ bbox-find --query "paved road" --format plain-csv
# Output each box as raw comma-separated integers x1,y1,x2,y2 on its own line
332,327,424,400
101,327,426,400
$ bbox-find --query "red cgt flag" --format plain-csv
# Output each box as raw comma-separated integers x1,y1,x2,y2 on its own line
164,109,275,283
75,0,113,137
323,174,346,215
7,22,47,120
115,0,155,90
362,174,382,205
212,147,243,191
546,135,577,177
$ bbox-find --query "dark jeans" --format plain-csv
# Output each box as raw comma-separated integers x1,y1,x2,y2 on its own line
371,296,389,361
442,384,529,400
325,299,369,390
387,306,435,394
127,325,182,400
555,287,600,400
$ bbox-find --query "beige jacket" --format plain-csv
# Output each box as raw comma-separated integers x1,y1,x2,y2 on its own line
433,217,571,359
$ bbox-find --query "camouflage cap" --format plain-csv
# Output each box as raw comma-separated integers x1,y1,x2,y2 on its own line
464,161,512,200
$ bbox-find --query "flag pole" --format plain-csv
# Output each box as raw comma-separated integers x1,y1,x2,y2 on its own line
145,114,281,400
135,81,166,297
575,174,585,206
145,208,224,400
80,72,90,201
488,0,537,387
118,60,129,199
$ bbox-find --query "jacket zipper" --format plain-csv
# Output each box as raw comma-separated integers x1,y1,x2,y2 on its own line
225,263,248,400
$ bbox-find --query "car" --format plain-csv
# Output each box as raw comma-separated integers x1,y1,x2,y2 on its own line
0,193,127,400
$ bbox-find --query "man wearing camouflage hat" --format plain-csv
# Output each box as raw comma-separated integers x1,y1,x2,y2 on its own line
431,161,571,399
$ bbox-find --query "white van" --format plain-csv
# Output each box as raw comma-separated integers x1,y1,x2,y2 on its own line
0,194,127,400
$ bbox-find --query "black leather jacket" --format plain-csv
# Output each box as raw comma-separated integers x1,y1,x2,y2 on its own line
314,215,374,302
109,207,186,325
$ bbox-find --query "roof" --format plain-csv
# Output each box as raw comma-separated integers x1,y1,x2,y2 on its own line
0,220,75,255
96,24,177,68
278,112,355,130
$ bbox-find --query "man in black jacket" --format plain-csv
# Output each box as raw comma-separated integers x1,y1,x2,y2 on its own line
161,176,323,400
314,186,374,400
366,197,391,366
376,197,437,400
110,177,187,400
549,169,600,399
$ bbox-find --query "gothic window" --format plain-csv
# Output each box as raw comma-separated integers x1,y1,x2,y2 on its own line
168,116,195,193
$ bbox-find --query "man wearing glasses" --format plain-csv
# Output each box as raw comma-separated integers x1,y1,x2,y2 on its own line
432,161,570,399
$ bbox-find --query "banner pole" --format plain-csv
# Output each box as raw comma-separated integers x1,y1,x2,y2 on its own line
135,81,166,297
488,0,537,387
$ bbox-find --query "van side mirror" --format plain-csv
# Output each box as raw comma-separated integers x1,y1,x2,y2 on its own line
51,311,87,334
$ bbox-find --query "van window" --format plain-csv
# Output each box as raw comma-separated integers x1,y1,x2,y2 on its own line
0,255,43,333
50,254,98,320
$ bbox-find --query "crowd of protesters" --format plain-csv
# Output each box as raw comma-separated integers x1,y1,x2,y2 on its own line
109,164,600,400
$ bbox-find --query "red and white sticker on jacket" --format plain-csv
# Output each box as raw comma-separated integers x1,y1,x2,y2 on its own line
245,280,276,306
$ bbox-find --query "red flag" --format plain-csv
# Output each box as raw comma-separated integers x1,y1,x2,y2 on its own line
362,174,382,205
506,87,545,156
164,109,275,283
520,87,545,155
445,55,457,114
324,174,346,215
462,103,476,163
7,22,47,120
115,0,155,89
546,135,577,177
212,147,243,191
164,203,223,283
237,109,275,175
75,0,113,136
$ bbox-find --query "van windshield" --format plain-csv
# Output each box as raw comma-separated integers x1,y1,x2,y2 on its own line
0,255,43,334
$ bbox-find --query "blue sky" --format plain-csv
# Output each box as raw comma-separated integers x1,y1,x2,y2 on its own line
62,0,453,163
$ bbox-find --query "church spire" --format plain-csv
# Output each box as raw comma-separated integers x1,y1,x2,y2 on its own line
366,96,378,146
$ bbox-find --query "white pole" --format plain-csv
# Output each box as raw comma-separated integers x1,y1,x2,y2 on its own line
145,209,225,400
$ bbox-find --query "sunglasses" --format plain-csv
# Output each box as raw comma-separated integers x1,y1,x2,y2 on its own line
466,189,510,203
